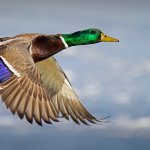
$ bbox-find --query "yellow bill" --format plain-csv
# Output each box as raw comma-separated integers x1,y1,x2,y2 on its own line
100,33,119,42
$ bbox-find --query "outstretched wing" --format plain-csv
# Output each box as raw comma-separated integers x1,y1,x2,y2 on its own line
0,45,58,125
36,57,100,125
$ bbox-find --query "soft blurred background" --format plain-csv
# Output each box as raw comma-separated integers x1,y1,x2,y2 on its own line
0,0,150,149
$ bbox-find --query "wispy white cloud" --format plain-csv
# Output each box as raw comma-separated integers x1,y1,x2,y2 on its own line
115,92,131,104
113,116,150,130
60,47,150,104
55,115,150,138
0,116,15,127
105,116,150,138
76,82,102,99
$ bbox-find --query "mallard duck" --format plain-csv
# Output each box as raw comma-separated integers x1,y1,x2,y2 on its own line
0,28,119,125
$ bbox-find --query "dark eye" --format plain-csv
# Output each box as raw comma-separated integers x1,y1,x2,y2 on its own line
90,31,96,34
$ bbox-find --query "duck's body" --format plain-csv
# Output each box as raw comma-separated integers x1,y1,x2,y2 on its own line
0,28,119,125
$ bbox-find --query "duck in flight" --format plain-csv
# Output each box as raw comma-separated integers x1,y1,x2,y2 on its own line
0,28,119,125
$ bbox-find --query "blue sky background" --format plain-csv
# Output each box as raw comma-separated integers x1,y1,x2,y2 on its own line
0,0,150,149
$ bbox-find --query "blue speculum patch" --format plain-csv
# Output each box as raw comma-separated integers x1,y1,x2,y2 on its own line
0,57,13,83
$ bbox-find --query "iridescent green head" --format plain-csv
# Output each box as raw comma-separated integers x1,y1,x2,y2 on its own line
62,28,119,47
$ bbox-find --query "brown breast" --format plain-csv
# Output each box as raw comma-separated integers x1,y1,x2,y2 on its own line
31,35,65,62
